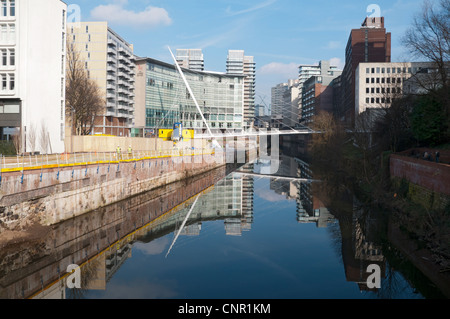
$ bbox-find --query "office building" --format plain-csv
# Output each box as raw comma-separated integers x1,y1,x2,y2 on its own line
134,57,245,133
298,61,341,122
226,50,256,129
301,62,342,124
271,82,289,118
285,79,301,128
67,21,135,137
355,61,437,116
176,49,204,72
340,17,391,126
0,0,67,154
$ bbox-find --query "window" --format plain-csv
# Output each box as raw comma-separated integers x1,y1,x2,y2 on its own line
1,74,6,90
9,73,13,90
8,23,14,42
366,88,369,94
1,0,6,17
1,49,6,66
366,78,369,84
9,0,14,17
1,24,7,41
9,48,14,66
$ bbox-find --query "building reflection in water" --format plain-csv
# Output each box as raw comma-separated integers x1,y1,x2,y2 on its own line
0,155,404,299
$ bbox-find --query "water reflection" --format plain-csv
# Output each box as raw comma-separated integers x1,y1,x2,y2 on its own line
0,155,447,299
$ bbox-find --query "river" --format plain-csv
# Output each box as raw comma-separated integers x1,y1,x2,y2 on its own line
0,149,447,300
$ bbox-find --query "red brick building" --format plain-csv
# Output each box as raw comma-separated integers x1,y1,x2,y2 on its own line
338,17,391,127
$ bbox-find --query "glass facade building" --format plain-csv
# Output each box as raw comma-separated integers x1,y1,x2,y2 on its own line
135,57,245,132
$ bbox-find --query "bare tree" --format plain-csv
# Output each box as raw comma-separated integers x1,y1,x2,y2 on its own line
27,123,37,155
66,43,104,136
402,0,450,113
39,121,50,154
11,127,22,155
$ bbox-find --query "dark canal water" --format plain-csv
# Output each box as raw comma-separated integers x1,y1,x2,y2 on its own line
76,158,446,299
0,152,447,300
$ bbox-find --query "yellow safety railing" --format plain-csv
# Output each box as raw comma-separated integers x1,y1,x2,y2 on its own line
0,147,216,174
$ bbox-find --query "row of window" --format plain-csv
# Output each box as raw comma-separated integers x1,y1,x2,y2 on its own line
365,66,413,74
0,0,15,18
365,87,401,94
365,97,392,104
365,77,405,84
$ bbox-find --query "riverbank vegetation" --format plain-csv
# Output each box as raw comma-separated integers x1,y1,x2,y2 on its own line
309,0,450,271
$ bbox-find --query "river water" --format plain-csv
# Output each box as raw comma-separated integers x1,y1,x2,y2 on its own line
75,157,445,299
0,150,447,300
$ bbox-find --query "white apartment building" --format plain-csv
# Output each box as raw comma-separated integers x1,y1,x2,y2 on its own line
0,0,67,154
176,49,204,72
226,50,255,130
355,61,437,116
67,21,135,138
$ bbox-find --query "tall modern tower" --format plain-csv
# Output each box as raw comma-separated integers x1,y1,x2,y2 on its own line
226,50,256,130
340,16,391,127
176,49,204,72
0,0,67,154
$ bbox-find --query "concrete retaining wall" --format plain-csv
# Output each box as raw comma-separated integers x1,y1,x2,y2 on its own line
0,151,226,231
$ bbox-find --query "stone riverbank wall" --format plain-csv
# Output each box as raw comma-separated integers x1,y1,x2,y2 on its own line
390,152,450,210
0,150,226,232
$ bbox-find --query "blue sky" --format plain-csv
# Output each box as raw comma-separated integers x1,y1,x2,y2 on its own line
69,0,427,103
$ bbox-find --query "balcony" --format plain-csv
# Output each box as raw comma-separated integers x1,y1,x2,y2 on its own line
106,91,116,99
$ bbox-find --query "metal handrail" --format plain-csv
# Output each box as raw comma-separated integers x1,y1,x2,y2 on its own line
0,148,216,173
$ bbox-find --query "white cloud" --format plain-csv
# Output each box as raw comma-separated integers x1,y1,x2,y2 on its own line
90,3,172,29
258,62,299,78
329,57,344,70
226,0,277,16
133,237,169,255
325,41,342,50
